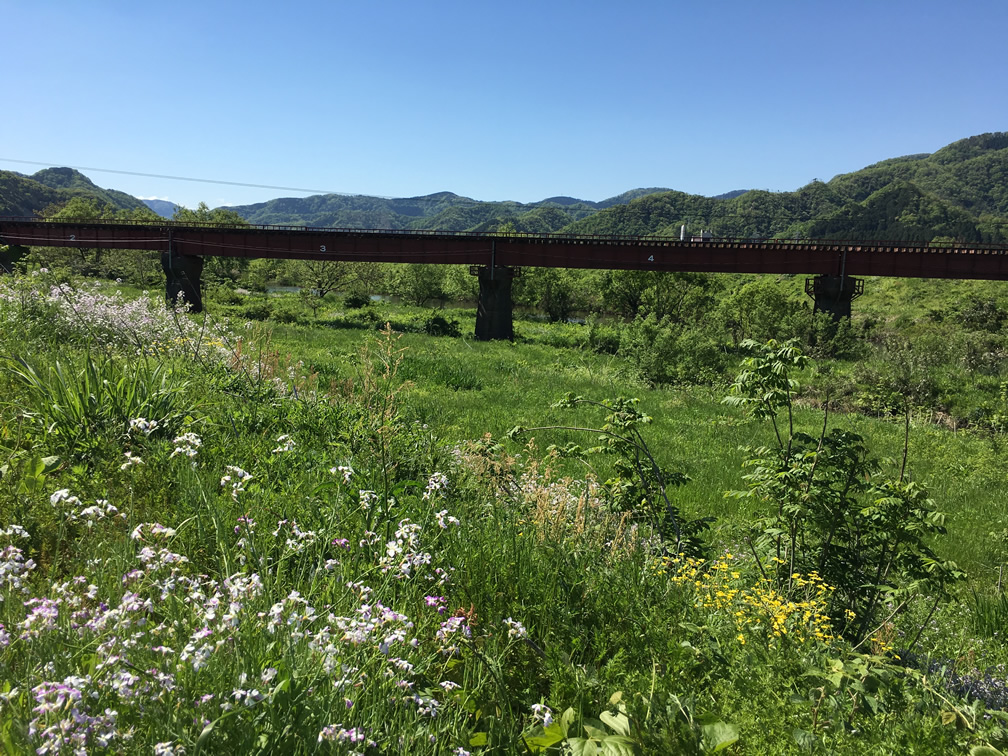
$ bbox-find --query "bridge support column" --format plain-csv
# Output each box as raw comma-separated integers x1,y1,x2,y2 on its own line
0,245,26,274
805,275,863,320
161,252,204,313
474,266,514,341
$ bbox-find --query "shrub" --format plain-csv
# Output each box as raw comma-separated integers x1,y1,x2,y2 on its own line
619,316,727,385
343,291,372,309
724,339,964,639
423,312,462,338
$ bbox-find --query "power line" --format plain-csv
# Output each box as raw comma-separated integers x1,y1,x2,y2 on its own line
0,158,363,198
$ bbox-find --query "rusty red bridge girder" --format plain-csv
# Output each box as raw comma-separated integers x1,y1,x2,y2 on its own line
3,218,1008,279
3,218,1008,338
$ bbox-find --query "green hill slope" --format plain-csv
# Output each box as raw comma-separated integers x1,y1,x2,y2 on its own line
0,168,148,216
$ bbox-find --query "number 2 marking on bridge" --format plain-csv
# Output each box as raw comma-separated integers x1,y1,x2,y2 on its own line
320,245,326,252
648,255,654,262
70,234,76,241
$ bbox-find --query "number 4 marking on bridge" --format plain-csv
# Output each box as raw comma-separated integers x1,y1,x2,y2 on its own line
648,255,654,262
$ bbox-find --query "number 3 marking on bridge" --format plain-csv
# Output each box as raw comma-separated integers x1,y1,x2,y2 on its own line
648,255,654,262
320,245,326,252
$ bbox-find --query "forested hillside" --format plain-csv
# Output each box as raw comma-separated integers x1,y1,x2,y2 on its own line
0,167,147,216
564,132,1008,242
2,133,1007,242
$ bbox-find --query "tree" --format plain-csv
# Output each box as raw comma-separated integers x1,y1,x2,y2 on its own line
40,198,161,281
172,203,249,284
293,259,348,316
389,264,446,307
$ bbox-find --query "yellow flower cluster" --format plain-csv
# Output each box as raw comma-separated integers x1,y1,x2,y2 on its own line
661,554,837,648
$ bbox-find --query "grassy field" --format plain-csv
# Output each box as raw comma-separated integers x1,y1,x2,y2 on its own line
1,276,1007,754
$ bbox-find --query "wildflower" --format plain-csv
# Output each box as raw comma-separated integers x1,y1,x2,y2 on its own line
128,417,159,436
331,464,354,484
221,466,253,501
531,703,554,727
435,615,471,656
318,725,369,744
131,523,177,541
154,743,185,756
1,542,36,599
435,509,460,529
121,451,144,471
422,472,449,500
504,617,527,639
49,489,80,509
170,432,202,460
272,434,295,454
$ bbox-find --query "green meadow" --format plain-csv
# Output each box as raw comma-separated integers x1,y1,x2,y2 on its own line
1,274,1007,754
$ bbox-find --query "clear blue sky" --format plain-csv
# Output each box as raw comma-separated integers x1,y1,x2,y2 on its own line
3,0,1007,209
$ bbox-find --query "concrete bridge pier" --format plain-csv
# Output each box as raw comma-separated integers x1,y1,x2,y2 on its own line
805,274,864,320
160,251,204,312
0,244,26,274
474,266,515,341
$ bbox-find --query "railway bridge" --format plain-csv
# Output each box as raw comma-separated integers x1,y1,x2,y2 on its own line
3,218,1008,339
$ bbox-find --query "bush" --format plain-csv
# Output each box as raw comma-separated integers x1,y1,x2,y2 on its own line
619,316,727,385
423,312,462,338
343,292,372,309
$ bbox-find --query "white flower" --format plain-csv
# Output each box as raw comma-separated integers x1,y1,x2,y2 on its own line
504,617,527,639
128,417,159,436
272,434,295,454
170,432,202,460
331,465,354,484
221,466,253,501
120,451,144,470
49,489,73,507
422,472,449,500
435,509,460,529
531,703,553,727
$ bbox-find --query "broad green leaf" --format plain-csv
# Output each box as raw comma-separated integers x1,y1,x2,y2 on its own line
468,732,489,747
583,720,609,740
560,707,576,736
522,723,566,750
598,735,638,756
702,720,740,752
600,710,631,737
567,737,599,756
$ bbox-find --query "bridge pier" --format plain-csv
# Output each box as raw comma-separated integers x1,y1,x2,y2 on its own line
473,266,515,341
0,244,26,274
805,274,864,320
160,252,204,312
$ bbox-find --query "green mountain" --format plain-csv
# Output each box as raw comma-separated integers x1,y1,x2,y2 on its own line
225,191,610,233
0,168,148,216
561,133,1008,243
2,133,1007,244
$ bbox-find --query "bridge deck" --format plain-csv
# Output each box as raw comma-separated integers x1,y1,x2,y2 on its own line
3,218,1008,280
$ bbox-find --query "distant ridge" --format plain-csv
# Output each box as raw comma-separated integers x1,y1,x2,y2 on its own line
1,133,1006,243
141,199,179,218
